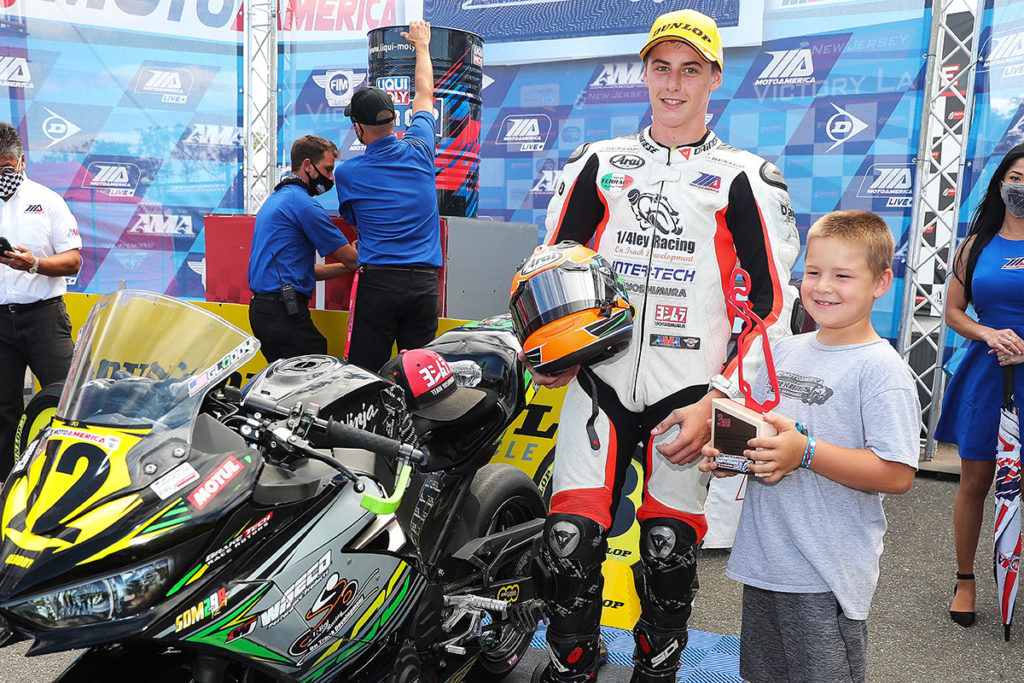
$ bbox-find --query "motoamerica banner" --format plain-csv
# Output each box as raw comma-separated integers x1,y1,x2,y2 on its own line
0,0,399,43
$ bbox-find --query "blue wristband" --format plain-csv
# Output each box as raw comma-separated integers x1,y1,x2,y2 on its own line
795,421,808,436
800,435,816,468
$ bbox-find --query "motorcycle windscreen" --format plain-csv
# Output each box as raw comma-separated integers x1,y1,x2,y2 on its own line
57,290,258,430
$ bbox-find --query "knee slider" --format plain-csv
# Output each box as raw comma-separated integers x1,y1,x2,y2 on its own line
533,514,607,618
638,518,698,624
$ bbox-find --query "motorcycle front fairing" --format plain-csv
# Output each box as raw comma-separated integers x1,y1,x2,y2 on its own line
0,291,262,650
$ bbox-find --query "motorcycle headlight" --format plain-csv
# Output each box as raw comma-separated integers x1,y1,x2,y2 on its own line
7,556,174,629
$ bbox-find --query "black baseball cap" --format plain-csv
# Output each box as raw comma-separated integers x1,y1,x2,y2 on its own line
380,349,486,422
344,86,396,126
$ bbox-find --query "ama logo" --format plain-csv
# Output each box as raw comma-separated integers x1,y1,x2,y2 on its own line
586,62,647,104
134,66,194,104
130,213,196,236
0,56,32,88
857,164,914,208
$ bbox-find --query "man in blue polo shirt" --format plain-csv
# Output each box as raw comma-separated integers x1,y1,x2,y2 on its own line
248,134,357,363
336,19,441,374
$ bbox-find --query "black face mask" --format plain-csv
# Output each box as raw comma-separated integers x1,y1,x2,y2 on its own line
307,165,334,197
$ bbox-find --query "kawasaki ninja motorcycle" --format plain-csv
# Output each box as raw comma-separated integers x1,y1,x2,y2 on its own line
0,291,546,682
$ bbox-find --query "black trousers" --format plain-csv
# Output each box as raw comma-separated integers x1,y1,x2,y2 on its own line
0,298,75,472
347,266,440,374
248,293,328,364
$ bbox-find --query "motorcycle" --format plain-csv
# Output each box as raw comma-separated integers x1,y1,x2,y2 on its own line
0,290,546,682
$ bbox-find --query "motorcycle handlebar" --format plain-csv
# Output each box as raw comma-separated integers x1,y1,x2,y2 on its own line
244,393,425,462
243,394,426,515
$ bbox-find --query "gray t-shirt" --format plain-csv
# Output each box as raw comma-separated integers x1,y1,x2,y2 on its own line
725,333,921,620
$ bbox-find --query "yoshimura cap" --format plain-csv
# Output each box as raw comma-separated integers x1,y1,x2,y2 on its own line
381,349,486,422
639,9,724,68
344,86,397,126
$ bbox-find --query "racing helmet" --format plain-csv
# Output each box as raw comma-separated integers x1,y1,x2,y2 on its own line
509,241,633,375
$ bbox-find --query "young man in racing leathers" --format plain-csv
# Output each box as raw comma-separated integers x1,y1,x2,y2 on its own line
531,10,800,682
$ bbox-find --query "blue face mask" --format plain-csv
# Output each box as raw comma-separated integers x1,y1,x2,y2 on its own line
0,165,24,198
1002,181,1024,219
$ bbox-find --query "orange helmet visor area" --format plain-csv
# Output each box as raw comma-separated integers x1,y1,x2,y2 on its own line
510,263,618,341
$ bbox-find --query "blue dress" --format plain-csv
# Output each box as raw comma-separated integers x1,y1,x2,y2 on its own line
935,234,1024,460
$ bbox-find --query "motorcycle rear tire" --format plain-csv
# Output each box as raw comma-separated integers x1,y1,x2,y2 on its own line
448,463,546,679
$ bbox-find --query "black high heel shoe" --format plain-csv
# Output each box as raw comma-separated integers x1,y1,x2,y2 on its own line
950,573,976,627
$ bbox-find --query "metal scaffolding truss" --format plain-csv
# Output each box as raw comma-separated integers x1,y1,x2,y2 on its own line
243,0,277,215
898,0,986,459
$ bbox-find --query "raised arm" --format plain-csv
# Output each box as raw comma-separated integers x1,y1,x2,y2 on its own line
402,20,434,115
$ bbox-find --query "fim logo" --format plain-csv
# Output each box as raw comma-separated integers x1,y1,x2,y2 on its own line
0,56,32,88
42,108,81,149
498,114,550,153
130,213,195,236
857,165,913,208
313,69,364,108
376,75,410,106
754,49,814,87
84,162,141,197
135,67,194,104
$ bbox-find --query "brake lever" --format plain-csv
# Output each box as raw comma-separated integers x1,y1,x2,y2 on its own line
266,425,365,492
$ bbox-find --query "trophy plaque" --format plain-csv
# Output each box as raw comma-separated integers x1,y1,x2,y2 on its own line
710,267,780,474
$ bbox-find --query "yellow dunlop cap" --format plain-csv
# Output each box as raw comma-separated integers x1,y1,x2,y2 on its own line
639,9,724,67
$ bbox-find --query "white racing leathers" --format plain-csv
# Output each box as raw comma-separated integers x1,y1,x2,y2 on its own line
544,128,799,532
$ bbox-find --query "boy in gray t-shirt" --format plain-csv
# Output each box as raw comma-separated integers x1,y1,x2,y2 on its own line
702,210,921,682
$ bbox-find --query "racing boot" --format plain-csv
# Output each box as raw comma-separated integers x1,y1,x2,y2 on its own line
630,618,687,683
531,627,601,682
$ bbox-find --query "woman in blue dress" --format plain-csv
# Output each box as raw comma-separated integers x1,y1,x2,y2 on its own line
936,143,1024,627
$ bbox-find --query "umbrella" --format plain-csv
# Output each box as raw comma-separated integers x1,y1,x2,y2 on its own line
994,365,1022,641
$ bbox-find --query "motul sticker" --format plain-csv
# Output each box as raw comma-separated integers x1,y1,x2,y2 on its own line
151,463,200,500
189,456,243,509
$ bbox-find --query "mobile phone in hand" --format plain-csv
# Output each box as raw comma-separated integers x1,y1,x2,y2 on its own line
0,237,13,255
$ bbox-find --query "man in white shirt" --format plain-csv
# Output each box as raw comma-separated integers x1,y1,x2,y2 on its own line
0,121,82,471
